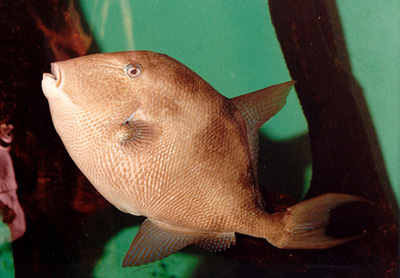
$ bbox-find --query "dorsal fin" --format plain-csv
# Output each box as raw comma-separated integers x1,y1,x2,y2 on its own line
232,81,295,130
231,81,295,167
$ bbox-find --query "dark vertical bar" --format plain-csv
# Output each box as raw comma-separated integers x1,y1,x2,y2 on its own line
268,0,398,276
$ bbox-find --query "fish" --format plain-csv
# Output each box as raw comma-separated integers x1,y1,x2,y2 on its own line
41,51,368,267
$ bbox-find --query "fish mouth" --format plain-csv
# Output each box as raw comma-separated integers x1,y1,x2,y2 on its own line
42,63,62,88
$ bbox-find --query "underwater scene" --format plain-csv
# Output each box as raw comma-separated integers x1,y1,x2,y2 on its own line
1,1,399,277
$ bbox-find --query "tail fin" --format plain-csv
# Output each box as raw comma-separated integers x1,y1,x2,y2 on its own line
268,193,371,249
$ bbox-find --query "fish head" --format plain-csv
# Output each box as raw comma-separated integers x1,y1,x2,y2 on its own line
42,51,209,158
41,51,224,213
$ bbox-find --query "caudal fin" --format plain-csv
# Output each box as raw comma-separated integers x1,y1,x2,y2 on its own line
268,193,371,249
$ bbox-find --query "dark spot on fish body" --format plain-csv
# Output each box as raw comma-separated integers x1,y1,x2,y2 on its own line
192,114,232,164
160,55,211,101
221,97,241,123
156,93,183,119
189,98,263,222
169,65,194,89
216,98,266,214
237,163,265,209
190,95,252,185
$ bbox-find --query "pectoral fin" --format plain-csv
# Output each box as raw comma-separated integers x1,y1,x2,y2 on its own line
122,218,236,267
116,115,160,152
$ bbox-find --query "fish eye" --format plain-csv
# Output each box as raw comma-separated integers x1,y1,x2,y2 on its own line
125,64,142,79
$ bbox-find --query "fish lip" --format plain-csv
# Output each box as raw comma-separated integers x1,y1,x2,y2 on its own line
51,63,62,87
42,63,62,88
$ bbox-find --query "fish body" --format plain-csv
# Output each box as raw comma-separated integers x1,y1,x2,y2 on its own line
42,51,367,267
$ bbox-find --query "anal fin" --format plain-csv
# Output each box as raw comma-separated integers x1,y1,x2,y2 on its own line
122,218,236,267
196,232,236,252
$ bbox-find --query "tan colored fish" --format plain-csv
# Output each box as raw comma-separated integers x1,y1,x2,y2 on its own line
41,51,367,267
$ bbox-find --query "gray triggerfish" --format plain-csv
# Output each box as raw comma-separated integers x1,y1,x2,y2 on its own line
41,51,368,267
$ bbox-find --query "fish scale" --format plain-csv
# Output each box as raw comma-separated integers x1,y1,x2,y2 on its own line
42,50,369,267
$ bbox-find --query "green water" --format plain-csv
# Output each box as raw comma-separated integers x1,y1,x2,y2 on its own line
92,226,239,277
0,223,14,278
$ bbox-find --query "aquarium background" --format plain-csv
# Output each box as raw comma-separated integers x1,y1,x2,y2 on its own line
1,0,399,277
79,1,398,277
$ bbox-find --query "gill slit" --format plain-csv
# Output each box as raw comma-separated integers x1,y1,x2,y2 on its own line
124,112,136,125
